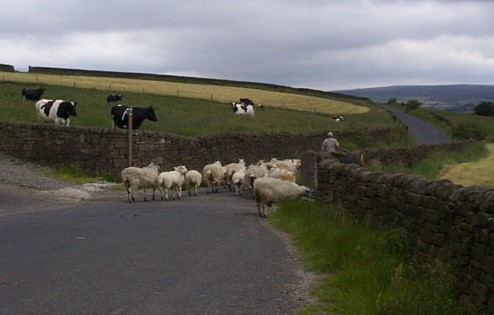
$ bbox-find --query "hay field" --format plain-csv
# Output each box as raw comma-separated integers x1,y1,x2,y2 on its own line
439,143,494,187
1,71,369,115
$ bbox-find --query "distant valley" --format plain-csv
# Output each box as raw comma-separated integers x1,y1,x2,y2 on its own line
335,84,494,112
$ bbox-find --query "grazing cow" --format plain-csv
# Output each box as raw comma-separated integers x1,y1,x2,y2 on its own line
240,98,254,105
35,99,78,126
111,105,158,129
22,88,46,101
333,115,344,122
231,102,255,116
107,93,123,103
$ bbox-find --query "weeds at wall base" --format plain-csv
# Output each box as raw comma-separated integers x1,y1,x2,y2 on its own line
269,200,471,315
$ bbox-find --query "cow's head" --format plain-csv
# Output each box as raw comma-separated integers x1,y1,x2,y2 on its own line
147,106,158,121
68,101,78,116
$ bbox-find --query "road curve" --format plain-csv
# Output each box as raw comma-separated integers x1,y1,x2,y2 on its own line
382,105,450,145
0,187,313,315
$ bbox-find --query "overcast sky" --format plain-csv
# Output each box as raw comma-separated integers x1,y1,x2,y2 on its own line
1,0,493,90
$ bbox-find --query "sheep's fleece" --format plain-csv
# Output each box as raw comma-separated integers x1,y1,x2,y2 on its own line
253,177,312,218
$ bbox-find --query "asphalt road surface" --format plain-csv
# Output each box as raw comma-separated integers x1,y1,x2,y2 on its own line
0,106,449,314
0,186,313,315
382,105,451,145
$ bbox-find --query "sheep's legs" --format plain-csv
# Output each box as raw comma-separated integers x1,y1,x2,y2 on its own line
126,185,134,203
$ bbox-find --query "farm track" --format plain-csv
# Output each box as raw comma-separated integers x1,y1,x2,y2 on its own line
0,153,319,314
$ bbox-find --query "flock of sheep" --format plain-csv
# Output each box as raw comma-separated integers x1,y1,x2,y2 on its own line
120,158,313,218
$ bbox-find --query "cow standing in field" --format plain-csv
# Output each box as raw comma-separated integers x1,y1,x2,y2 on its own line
107,93,123,104
231,102,255,116
111,105,158,129
35,99,78,126
22,88,46,101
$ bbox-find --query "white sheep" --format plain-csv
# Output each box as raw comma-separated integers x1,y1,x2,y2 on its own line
121,162,160,203
268,167,296,183
185,170,202,196
243,163,269,193
253,177,313,218
232,169,246,196
202,161,226,193
225,159,246,191
158,165,188,201
270,158,300,174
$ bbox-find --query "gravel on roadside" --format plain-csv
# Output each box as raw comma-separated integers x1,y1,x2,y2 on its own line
0,153,123,206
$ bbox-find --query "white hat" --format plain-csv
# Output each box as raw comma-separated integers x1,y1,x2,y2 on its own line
327,131,333,137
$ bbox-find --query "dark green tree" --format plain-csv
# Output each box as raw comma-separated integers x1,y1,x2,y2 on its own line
403,99,421,112
474,101,494,116
387,97,398,105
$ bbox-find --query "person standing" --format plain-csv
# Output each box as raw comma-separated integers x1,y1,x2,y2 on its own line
321,131,340,153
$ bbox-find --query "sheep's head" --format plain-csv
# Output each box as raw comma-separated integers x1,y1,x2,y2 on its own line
300,186,315,199
175,165,188,174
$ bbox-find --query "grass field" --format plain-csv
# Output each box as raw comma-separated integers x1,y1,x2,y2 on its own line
0,78,398,137
1,71,369,115
438,143,494,187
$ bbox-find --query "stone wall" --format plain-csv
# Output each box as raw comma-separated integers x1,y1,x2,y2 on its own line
362,141,474,167
0,121,407,178
313,155,493,313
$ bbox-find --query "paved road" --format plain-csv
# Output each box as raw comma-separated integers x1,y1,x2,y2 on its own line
382,105,451,145
0,188,312,315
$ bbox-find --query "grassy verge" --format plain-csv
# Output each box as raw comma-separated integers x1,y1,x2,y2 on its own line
37,164,107,184
269,200,469,314
367,141,490,185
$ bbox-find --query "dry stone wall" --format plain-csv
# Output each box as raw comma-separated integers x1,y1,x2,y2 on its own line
314,155,493,313
0,121,406,178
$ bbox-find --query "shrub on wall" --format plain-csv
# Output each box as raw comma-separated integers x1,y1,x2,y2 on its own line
451,122,486,141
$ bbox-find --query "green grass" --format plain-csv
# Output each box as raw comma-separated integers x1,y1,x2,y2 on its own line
37,164,106,184
368,141,489,181
0,82,397,137
269,200,469,315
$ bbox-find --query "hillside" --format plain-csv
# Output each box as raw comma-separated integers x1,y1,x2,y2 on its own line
336,84,494,112
0,68,370,116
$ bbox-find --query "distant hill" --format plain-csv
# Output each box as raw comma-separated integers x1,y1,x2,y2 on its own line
335,84,494,112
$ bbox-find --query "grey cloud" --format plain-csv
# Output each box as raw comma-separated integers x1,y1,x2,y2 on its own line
1,0,494,90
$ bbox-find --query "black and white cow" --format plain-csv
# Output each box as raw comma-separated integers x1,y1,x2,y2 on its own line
22,88,46,101
333,115,344,122
111,105,158,129
239,98,254,105
35,99,78,126
107,93,123,103
231,102,255,116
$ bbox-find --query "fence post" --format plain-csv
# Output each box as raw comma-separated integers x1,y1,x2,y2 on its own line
300,150,318,193
127,108,133,167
